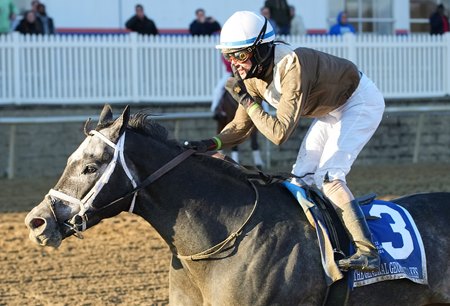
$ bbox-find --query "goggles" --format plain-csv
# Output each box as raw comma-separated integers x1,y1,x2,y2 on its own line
223,47,254,63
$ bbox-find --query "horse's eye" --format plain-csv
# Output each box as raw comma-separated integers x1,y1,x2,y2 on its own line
82,164,98,175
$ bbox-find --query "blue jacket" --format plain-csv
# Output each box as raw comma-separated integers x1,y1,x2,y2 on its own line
329,12,356,35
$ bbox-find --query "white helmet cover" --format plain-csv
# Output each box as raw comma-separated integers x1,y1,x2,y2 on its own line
216,11,275,50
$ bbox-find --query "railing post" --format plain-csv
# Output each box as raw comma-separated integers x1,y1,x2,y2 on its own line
7,124,16,179
344,33,357,63
412,113,425,164
444,32,450,96
130,32,139,103
12,32,21,105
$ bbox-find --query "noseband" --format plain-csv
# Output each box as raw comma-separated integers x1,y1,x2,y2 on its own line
46,130,195,238
45,129,259,261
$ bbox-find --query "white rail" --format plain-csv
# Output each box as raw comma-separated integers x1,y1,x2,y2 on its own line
1,33,450,105
2,105,450,179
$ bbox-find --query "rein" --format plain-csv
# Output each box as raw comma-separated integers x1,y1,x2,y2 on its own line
46,129,260,261
90,148,196,214
47,130,194,237
176,179,259,261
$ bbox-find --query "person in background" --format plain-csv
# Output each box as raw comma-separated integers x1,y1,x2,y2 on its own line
189,8,221,36
31,0,40,13
264,0,290,35
289,5,306,36
125,4,158,35
429,4,449,35
36,3,54,34
15,10,42,34
211,56,233,118
329,11,355,35
184,11,384,272
0,0,16,34
260,6,278,36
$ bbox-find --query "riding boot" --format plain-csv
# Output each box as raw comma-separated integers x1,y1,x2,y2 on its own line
336,199,380,272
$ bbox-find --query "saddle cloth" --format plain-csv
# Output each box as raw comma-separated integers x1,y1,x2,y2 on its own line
352,199,428,288
282,181,428,288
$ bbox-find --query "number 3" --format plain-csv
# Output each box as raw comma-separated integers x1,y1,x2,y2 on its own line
369,205,414,259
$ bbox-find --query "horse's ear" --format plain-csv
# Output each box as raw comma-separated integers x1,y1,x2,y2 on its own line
98,104,113,126
109,105,130,141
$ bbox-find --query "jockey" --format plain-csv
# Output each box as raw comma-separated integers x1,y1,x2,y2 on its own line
184,11,384,272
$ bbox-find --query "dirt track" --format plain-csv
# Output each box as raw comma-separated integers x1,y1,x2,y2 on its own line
1,163,449,305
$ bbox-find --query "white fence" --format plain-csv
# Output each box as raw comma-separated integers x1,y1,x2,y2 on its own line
1,32,449,105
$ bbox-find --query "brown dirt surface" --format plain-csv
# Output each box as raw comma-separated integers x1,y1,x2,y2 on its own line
0,163,449,305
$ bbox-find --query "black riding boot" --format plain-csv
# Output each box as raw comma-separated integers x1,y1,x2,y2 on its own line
336,199,380,272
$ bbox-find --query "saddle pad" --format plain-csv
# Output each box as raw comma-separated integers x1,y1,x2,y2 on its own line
283,182,428,288
351,200,428,288
283,181,344,286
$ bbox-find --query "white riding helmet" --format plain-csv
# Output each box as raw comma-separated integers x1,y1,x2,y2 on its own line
216,11,275,50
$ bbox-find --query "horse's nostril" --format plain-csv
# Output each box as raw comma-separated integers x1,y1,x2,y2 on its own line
30,218,46,229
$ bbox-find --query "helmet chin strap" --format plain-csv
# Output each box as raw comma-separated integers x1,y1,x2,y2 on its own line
244,18,274,80
247,42,274,79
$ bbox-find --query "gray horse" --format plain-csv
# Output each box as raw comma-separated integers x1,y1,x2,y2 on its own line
25,105,450,305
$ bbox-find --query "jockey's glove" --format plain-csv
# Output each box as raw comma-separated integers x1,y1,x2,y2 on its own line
183,137,222,153
225,75,260,113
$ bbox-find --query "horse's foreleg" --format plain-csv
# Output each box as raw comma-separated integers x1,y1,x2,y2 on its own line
250,131,264,168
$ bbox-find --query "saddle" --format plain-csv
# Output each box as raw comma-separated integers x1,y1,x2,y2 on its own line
234,162,355,306
208,151,350,243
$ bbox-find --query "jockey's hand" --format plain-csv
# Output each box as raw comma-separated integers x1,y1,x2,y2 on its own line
183,138,219,153
225,67,258,110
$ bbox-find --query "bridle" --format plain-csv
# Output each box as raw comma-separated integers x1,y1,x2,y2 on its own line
47,130,139,237
46,130,194,237
45,129,259,261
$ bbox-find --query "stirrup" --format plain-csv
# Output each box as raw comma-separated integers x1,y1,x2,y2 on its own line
337,253,380,272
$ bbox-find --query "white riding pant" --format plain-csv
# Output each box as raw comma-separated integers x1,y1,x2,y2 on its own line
292,74,385,189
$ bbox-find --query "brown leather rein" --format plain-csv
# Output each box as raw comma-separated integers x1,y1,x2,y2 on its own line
58,133,259,261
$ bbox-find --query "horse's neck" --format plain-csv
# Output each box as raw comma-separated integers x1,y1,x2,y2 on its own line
131,149,254,257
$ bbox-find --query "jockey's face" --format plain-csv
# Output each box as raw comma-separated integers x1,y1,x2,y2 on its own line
230,58,253,79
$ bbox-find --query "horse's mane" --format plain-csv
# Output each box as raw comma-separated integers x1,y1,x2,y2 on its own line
128,112,172,144
126,111,249,181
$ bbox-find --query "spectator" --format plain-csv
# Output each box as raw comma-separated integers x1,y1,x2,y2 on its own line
15,10,43,35
429,4,449,35
264,0,290,35
36,3,54,34
125,4,158,35
31,0,40,13
329,11,355,35
189,8,221,36
260,6,278,36
211,57,233,116
0,0,16,34
289,5,306,36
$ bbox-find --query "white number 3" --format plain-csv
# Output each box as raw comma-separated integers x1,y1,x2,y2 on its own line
369,205,414,260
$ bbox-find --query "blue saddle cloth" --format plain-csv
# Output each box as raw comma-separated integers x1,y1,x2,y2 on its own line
283,181,428,288
352,199,427,288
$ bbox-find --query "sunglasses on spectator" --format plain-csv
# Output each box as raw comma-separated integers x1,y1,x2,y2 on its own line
223,47,254,63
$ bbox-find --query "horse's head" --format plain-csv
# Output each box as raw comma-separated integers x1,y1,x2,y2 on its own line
25,104,136,247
